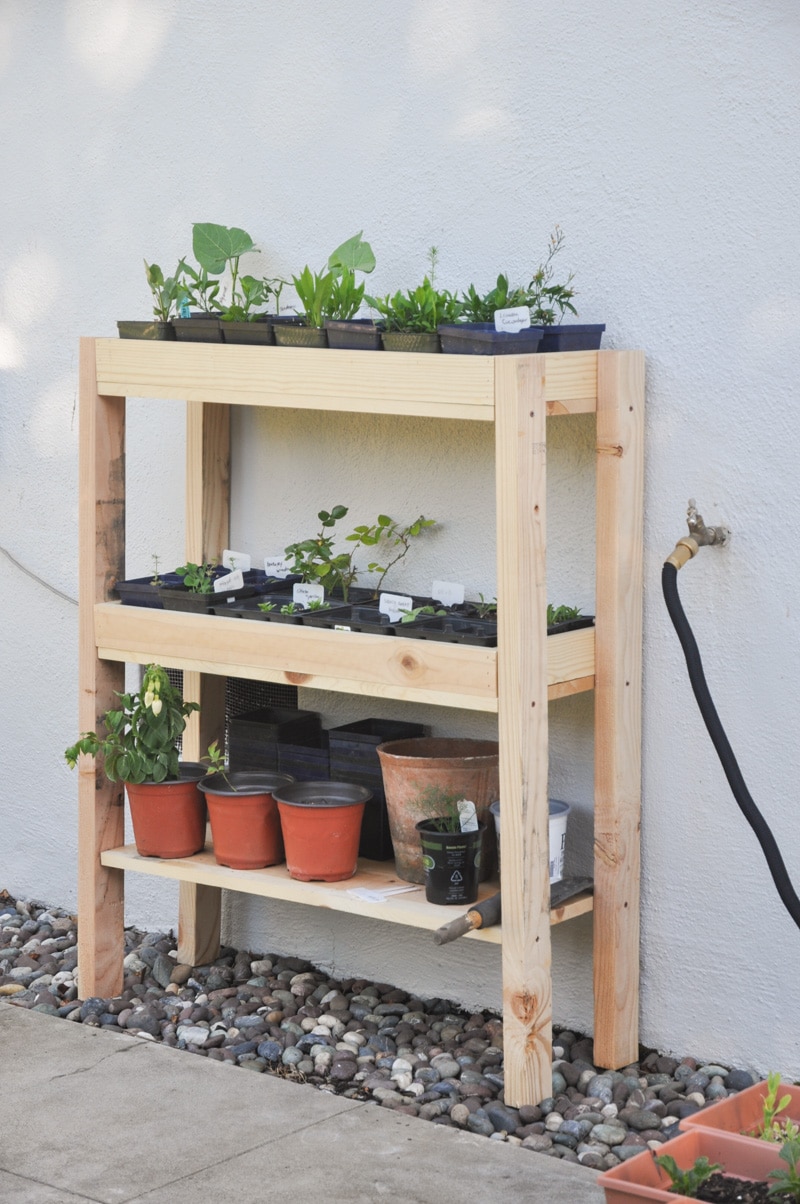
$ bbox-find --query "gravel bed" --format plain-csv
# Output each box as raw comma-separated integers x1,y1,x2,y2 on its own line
0,889,757,1172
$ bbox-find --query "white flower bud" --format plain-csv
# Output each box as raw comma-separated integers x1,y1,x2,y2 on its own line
151,698,163,716
144,691,155,708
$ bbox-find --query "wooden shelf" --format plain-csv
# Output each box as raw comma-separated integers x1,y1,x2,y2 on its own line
99,844,594,940
94,602,595,711
78,337,644,1109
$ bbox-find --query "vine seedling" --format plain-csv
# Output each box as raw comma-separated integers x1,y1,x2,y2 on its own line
653,1153,720,1197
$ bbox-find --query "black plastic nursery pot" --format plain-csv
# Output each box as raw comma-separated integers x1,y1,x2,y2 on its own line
117,320,175,341
536,323,605,352
438,322,544,356
114,572,185,608
171,314,224,343
220,318,275,345
272,322,328,348
324,319,383,351
381,330,441,354
416,819,485,905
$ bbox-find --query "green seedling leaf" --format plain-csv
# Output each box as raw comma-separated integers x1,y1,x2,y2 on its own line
328,231,375,274
193,223,255,274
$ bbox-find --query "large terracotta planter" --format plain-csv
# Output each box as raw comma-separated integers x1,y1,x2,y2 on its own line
375,738,499,884
126,763,207,858
597,1126,785,1203
273,781,369,882
681,1080,800,1148
198,771,294,869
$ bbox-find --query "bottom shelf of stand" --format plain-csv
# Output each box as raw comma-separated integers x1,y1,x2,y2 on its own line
99,844,595,941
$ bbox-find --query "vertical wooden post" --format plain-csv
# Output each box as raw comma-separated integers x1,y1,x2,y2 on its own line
495,355,552,1106
593,349,645,1069
176,400,230,966
77,338,126,999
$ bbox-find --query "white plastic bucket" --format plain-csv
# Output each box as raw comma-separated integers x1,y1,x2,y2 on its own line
489,798,570,884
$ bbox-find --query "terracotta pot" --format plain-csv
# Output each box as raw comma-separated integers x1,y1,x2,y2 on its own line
198,771,294,870
597,1126,785,1203
375,738,499,884
273,781,369,882
680,1079,800,1148
126,763,207,858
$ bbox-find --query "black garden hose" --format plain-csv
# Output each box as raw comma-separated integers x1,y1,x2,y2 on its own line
662,560,800,931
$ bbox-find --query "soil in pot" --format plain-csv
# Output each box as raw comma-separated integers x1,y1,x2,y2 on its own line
198,771,294,869
437,322,544,356
117,320,175,341
272,323,328,348
126,764,207,858
324,319,383,351
273,780,369,882
376,738,499,884
381,330,441,354
682,1080,800,1148
416,819,484,905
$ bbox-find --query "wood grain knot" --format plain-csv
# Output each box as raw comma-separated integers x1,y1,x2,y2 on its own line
284,671,311,685
510,989,550,1055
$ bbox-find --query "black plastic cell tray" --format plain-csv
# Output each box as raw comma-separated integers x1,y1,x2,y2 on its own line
327,718,427,748
546,616,595,635
301,605,396,635
395,616,499,646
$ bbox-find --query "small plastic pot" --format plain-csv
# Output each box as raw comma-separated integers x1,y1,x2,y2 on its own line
125,762,207,859
416,819,484,905
199,771,293,869
117,320,175,341
381,331,441,354
171,314,223,343
273,780,369,882
272,323,328,348
324,319,383,351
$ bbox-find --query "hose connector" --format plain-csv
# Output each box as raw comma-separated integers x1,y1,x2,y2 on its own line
666,499,729,570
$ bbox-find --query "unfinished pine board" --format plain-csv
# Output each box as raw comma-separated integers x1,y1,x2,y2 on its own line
592,349,645,1070
100,845,594,937
93,603,595,710
494,355,554,1107
93,339,599,420
77,338,126,1001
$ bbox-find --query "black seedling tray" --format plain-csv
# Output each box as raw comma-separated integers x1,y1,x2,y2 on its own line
438,322,544,356
547,615,595,635
396,615,499,646
301,605,396,635
327,718,427,750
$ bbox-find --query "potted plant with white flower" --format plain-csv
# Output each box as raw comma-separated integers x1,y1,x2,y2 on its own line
65,665,206,859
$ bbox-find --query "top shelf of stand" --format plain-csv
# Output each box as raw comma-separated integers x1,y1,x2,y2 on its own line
94,339,600,421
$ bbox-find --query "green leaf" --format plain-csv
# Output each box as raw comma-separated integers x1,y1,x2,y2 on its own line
328,231,376,274
193,223,255,274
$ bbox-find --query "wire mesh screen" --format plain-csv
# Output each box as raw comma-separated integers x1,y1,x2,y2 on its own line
164,670,299,753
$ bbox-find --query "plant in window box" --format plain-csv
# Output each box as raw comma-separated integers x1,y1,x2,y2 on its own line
546,602,594,635
524,226,604,352
174,222,271,344
366,246,462,353
439,272,545,356
277,232,376,349
117,259,188,342
64,665,205,859
322,232,382,350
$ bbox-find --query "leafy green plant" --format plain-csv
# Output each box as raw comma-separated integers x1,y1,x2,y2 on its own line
416,785,467,833
523,225,578,325
769,1136,800,1199
176,561,216,594
347,513,436,595
280,602,300,615
306,599,330,611
285,505,353,595
653,1153,721,1197
460,274,529,323
474,594,497,618
365,247,462,333
257,601,275,613
180,262,221,314
547,603,583,627
64,665,199,784
144,259,187,323
752,1073,800,1143
400,604,446,624
189,221,273,322
292,232,376,326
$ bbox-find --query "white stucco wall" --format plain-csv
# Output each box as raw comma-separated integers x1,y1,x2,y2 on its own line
2,0,799,1076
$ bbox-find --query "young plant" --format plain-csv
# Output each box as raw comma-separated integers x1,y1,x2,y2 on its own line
306,599,330,611
523,225,578,325
365,246,462,333
460,274,529,323
190,222,271,322
547,603,583,627
284,505,357,599
754,1073,799,1143
292,232,376,327
176,561,216,594
144,259,187,323
769,1136,800,1200
474,594,497,618
347,513,436,595
64,665,199,784
416,785,468,833
653,1153,721,1198
180,262,221,313
257,601,275,613
280,602,300,615
150,554,164,587
400,604,446,623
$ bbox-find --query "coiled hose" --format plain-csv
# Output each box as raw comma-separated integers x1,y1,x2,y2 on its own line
662,560,800,930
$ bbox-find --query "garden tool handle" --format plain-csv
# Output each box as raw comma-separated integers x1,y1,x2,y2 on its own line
433,893,502,945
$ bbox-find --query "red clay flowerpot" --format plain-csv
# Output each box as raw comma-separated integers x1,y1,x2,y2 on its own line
198,771,293,870
273,781,369,882
126,764,206,858
680,1080,800,1148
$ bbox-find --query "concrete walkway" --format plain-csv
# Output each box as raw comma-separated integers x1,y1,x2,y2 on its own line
1,1003,607,1204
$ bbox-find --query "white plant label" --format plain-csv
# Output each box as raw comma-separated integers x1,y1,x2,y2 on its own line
457,799,479,832
222,549,251,572
334,625,352,632
494,305,531,333
213,569,243,593
379,592,413,622
265,555,291,579
293,582,324,607
432,580,465,606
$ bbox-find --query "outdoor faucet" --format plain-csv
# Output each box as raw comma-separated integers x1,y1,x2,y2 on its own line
666,499,729,570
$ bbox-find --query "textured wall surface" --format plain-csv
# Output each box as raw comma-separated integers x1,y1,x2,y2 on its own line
1,0,799,1075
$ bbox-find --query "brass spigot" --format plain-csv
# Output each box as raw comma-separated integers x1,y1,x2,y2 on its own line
665,499,729,570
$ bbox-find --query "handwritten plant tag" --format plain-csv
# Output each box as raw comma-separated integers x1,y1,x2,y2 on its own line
432,580,465,607
293,582,324,607
213,569,243,593
265,555,291,579
222,549,251,572
380,593,413,622
457,800,479,832
494,305,531,333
